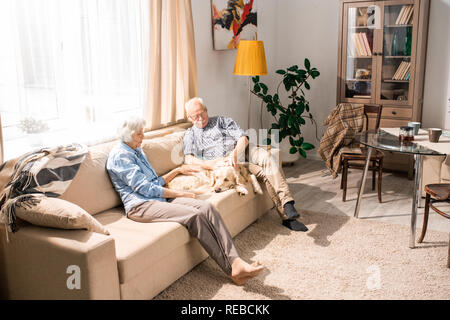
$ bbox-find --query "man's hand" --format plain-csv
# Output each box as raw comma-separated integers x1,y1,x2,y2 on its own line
178,164,201,175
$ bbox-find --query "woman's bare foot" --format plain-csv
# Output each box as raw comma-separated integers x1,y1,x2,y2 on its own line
231,258,264,285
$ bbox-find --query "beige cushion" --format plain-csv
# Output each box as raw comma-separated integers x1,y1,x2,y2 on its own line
95,207,191,284
59,140,122,215
15,196,110,235
141,131,185,176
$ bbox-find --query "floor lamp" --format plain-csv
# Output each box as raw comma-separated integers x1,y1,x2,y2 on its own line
233,40,267,130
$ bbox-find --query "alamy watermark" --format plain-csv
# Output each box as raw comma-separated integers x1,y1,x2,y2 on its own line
66,265,81,290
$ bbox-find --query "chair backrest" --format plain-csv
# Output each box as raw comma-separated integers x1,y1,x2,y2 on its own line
363,104,383,131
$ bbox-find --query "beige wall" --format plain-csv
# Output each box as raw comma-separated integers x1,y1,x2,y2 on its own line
423,0,450,129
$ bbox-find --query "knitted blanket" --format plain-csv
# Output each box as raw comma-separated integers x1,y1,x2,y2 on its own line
318,103,364,178
0,143,88,235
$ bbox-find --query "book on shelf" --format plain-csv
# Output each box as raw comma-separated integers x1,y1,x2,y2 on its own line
353,33,363,56
358,33,368,56
400,62,411,80
405,72,410,81
396,5,413,25
352,95,371,99
361,33,372,56
393,61,411,80
392,61,404,80
352,33,371,56
395,6,407,25
404,5,414,24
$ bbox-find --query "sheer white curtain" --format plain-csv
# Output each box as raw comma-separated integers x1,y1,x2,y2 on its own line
0,0,150,160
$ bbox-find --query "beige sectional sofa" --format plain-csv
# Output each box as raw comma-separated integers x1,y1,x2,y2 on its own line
0,122,275,299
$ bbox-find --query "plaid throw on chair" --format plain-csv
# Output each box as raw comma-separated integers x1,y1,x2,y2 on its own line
0,143,88,239
318,103,365,178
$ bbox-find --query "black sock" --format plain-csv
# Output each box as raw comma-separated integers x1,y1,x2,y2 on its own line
283,201,300,220
282,219,308,232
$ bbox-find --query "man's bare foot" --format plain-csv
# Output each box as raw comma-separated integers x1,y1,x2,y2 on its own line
231,258,264,285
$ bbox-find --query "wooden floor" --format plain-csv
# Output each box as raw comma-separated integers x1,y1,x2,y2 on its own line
282,158,450,234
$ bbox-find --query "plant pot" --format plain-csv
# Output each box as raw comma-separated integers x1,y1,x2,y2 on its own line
279,138,299,164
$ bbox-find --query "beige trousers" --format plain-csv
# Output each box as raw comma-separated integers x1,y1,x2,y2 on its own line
247,146,294,220
127,197,239,276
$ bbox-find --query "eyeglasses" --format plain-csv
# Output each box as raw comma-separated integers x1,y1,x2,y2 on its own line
188,110,206,121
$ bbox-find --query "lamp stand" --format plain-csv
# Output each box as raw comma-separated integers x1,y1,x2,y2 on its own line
247,76,252,130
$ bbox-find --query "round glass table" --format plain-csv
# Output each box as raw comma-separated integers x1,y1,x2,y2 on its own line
353,129,446,248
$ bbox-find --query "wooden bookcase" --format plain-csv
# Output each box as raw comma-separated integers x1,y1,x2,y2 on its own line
337,0,430,173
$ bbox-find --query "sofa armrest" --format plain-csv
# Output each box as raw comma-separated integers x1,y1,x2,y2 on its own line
0,225,120,300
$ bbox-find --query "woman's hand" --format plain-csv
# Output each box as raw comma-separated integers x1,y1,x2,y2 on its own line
182,192,197,199
178,164,201,175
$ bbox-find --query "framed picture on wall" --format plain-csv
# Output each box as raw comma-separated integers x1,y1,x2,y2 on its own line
211,0,257,51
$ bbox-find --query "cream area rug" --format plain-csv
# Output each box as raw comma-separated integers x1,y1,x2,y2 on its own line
154,209,450,300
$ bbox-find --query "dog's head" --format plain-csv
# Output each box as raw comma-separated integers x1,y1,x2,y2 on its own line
212,166,237,193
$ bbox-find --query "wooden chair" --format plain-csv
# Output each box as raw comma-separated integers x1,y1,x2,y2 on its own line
340,104,384,202
418,183,450,268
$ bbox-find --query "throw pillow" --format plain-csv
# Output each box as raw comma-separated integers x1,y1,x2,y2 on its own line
14,195,110,235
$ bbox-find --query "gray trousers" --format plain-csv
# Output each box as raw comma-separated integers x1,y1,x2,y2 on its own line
127,197,239,275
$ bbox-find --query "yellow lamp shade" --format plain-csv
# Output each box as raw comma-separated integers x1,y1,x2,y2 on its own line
233,40,267,76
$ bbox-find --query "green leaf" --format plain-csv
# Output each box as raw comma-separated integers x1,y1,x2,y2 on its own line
276,69,286,75
264,138,271,145
299,117,306,125
283,77,291,91
289,147,297,154
304,82,310,90
304,58,311,70
289,136,295,146
295,103,305,115
254,84,261,93
271,123,280,129
311,70,320,78
287,65,298,72
299,149,307,158
305,104,310,112
273,93,279,103
260,83,268,95
301,142,315,150
252,76,260,83
297,69,307,77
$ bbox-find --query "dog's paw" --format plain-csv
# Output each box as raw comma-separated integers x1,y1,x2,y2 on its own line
236,186,248,196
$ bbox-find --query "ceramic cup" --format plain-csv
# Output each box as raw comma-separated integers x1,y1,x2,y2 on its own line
428,128,442,143
408,122,421,135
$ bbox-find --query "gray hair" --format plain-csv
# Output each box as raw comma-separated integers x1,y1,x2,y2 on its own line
185,97,207,114
117,116,146,143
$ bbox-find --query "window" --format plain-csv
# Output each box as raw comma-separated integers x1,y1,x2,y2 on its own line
0,0,150,160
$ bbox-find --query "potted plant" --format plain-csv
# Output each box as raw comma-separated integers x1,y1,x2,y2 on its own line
18,117,49,147
251,59,320,161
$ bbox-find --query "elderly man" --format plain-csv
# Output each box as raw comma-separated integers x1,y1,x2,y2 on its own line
183,97,308,232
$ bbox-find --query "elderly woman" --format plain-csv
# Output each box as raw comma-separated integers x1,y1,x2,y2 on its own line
106,116,263,285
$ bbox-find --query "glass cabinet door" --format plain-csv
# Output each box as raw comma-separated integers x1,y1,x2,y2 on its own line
378,1,416,104
342,2,379,102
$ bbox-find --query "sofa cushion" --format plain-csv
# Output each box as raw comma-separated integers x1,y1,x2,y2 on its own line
15,196,110,235
94,207,191,284
141,131,185,176
59,140,122,215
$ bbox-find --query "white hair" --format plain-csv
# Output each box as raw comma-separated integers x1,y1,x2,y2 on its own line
117,116,146,143
185,97,206,114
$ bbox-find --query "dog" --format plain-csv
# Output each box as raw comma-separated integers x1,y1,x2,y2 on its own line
167,164,263,196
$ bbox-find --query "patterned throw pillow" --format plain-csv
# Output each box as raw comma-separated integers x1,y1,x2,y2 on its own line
14,196,110,235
